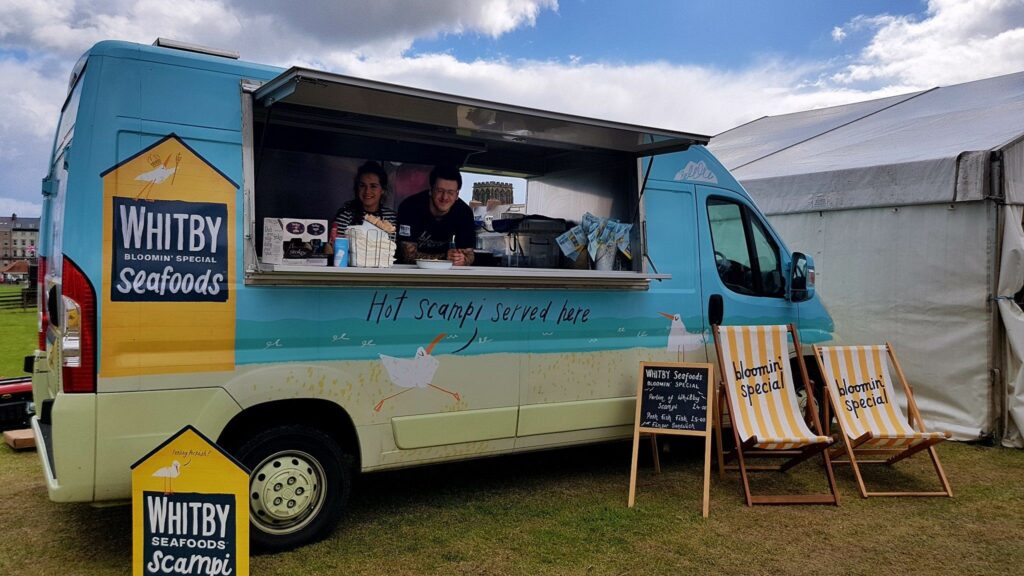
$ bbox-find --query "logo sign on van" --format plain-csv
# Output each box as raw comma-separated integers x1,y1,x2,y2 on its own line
112,198,228,302
673,160,719,184
101,134,237,377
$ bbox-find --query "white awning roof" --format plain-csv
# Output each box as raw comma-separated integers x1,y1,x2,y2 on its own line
710,71,1024,214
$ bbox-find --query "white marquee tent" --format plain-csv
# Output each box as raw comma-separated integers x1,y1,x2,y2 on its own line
709,71,1024,446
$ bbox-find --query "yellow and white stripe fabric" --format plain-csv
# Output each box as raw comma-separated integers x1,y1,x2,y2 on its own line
816,345,946,449
717,325,830,450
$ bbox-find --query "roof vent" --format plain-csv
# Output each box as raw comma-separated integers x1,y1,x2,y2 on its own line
152,38,239,60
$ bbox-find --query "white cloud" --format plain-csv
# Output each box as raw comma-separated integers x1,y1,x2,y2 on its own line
0,55,68,219
320,53,834,136
0,0,1021,214
0,0,560,213
831,0,1024,87
0,1,558,62
0,197,42,218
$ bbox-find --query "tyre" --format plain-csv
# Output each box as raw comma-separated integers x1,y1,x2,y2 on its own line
234,425,352,551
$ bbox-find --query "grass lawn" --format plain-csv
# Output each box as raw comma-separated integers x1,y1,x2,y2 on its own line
1,437,1022,575
0,284,35,378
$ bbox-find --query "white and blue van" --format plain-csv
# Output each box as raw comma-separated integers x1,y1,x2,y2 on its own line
29,39,833,550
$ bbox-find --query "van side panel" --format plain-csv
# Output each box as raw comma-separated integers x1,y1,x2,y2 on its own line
93,388,241,499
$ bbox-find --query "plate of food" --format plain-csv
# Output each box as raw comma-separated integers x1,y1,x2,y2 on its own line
416,259,453,270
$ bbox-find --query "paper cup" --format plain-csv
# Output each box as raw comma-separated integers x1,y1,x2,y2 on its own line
333,238,349,267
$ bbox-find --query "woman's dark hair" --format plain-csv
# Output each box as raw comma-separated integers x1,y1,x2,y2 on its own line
354,160,388,191
429,164,462,189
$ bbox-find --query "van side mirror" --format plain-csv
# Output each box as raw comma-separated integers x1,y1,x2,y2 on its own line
788,252,815,303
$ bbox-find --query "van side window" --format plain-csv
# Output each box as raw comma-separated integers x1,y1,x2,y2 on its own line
707,197,784,298
54,68,85,157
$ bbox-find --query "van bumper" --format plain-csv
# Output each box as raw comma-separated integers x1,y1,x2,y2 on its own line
32,392,97,502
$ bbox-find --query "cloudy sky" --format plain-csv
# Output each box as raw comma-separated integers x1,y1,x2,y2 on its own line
1,0,1023,216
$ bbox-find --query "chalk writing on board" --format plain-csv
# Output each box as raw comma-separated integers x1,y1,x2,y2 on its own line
638,364,710,432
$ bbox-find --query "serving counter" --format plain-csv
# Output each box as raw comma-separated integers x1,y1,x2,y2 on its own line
245,263,669,290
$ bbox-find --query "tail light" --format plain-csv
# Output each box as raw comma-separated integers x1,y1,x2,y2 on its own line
61,256,96,394
37,256,47,349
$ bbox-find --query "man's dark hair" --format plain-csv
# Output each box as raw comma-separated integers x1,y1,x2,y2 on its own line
354,160,388,191
429,165,462,190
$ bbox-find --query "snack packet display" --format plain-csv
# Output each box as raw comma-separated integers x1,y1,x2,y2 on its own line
554,212,635,268
556,226,588,261
611,220,632,260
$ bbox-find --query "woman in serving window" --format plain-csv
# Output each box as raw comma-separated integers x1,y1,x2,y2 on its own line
330,160,397,241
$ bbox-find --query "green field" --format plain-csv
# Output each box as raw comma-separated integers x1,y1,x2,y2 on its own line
0,284,35,378
1,437,1022,575
1,289,1021,574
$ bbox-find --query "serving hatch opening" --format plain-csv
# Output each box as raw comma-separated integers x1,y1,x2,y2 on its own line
243,68,708,288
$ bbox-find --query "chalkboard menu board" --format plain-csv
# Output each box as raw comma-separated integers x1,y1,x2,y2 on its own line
637,362,713,434
629,361,715,516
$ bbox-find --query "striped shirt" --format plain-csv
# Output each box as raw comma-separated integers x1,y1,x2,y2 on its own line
332,202,397,240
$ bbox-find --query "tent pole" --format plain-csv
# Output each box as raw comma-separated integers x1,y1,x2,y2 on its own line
990,179,1006,444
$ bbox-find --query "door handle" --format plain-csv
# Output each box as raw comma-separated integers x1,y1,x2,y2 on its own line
708,294,723,326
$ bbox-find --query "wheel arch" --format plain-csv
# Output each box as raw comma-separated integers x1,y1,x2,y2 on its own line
217,398,361,470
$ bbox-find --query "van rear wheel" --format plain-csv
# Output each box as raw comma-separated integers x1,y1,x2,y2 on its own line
235,425,351,551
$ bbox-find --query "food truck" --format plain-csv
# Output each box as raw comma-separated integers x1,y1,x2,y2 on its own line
28,39,833,550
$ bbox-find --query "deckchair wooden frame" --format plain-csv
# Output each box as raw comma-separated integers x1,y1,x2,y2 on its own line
812,342,952,498
712,324,840,506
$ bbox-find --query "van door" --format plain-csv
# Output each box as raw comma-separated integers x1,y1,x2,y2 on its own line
696,185,796,329
644,179,707,362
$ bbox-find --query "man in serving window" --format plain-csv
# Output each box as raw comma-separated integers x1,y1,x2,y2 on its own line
396,165,476,266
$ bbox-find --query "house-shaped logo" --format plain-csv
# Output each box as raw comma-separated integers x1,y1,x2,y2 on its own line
131,425,249,576
100,134,237,377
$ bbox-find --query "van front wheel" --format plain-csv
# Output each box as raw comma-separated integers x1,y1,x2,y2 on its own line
235,425,351,551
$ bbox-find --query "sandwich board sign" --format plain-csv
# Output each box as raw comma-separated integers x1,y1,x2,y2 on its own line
132,425,249,576
627,361,714,517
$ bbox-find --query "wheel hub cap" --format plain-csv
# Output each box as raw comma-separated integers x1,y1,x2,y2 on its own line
249,451,324,533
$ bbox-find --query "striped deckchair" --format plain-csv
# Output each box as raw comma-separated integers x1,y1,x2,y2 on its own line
713,324,839,506
813,343,952,498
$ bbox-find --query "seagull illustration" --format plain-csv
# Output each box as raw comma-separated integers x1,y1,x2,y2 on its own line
375,333,460,411
658,312,705,357
152,460,183,494
135,153,181,199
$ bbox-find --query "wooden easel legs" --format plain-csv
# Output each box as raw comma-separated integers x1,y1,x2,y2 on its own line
649,434,661,474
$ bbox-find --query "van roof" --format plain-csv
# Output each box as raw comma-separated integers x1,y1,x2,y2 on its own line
86,40,709,156
86,40,282,79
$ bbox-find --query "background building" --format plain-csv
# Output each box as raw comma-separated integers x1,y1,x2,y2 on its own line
472,181,514,205
0,214,39,265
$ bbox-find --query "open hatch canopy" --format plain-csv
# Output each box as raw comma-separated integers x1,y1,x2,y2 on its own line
253,67,709,160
